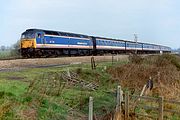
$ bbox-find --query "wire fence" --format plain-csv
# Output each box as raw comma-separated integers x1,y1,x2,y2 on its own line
87,85,180,120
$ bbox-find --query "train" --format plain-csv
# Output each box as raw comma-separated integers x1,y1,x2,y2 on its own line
20,29,171,57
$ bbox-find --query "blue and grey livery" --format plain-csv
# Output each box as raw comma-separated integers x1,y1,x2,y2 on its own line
20,29,171,57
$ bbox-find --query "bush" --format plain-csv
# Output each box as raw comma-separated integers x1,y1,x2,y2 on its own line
155,54,180,70
128,54,144,64
10,40,20,57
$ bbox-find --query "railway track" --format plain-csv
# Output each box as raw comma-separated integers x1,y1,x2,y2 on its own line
0,55,129,70
0,54,169,72
0,53,163,61
0,57,22,61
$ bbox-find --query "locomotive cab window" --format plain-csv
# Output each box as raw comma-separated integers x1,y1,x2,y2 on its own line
21,35,25,39
21,32,35,39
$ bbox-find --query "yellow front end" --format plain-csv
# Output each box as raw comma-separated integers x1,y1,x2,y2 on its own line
21,39,36,48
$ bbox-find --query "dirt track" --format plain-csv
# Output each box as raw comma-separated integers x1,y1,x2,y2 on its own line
0,55,129,69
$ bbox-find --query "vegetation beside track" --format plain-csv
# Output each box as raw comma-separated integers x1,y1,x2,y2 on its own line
0,60,127,119
0,54,180,119
108,54,180,119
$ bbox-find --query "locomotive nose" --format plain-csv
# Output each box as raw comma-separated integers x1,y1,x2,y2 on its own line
21,39,36,48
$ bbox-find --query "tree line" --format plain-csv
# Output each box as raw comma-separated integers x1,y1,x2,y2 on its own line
0,40,20,57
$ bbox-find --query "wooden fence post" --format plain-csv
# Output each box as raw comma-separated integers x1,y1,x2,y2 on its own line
116,85,122,112
91,56,96,70
114,85,123,120
112,54,114,65
116,53,119,62
125,91,129,120
89,96,93,120
158,96,164,120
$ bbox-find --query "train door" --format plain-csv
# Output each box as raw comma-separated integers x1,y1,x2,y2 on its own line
91,37,97,55
36,32,45,45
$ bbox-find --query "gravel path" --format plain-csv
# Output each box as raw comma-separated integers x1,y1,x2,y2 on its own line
0,55,129,70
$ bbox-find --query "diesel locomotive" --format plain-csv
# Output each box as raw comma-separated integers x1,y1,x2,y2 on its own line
20,29,171,57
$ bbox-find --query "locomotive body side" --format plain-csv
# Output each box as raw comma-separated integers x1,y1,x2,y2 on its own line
20,29,94,57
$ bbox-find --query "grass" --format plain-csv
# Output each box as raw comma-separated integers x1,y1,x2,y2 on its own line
0,49,20,59
0,55,179,119
0,60,126,119
0,50,11,59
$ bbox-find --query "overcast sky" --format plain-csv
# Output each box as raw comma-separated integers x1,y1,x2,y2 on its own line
1,0,180,48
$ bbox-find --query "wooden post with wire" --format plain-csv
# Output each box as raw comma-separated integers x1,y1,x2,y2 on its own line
125,91,129,120
158,96,164,120
89,96,93,120
112,54,114,65
91,56,96,70
114,85,123,120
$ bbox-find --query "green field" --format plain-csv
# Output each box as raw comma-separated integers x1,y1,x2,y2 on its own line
0,55,180,120
0,61,126,119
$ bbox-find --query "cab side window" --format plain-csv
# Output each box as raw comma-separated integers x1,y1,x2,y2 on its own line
37,33,41,38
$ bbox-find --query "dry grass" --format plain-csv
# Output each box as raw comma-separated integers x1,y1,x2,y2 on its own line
108,54,180,100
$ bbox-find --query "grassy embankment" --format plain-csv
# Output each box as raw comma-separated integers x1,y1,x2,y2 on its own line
0,54,180,119
0,60,126,119
109,54,180,119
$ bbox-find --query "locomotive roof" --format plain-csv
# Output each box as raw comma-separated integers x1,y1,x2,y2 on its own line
26,29,89,38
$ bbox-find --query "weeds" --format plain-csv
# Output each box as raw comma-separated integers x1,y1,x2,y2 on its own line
1,54,179,119
27,72,65,97
129,54,144,64
108,54,180,100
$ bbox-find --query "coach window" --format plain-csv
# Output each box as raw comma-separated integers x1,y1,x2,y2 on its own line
98,40,101,45
100,41,102,45
100,41,103,45
98,40,100,45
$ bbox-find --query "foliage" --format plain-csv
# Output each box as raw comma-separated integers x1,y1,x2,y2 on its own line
10,40,20,57
108,54,180,100
0,40,20,59
0,61,122,119
128,54,144,64
0,58,180,119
